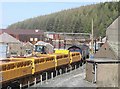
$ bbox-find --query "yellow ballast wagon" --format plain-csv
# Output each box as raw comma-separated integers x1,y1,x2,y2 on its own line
0,59,32,84
70,52,82,64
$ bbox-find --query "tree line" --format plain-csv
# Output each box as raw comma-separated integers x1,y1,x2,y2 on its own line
8,2,119,38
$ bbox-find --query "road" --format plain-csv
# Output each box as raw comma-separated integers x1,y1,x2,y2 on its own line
29,64,97,88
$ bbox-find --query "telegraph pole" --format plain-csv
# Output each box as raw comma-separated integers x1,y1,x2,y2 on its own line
91,19,94,55
90,19,94,59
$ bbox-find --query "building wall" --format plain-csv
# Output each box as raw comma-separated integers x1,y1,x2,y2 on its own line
19,34,44,42
8,43,23,56
22,44,33,56
106,16,119,43
7,43,34,56
97,64,119,87
0,43,7,58
0,29,44,42
86,61,120,87
106,16,120,59
85,62,94,82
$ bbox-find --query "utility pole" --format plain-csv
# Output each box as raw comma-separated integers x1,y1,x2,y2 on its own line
91,19,94,58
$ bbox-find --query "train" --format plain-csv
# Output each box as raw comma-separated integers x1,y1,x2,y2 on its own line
0,49,82,89
68,45,89,62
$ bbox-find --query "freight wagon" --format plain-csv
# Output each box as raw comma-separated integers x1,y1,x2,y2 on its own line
1,50,82,89
0,59,32,88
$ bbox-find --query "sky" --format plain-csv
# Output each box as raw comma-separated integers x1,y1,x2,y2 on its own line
0,0,115,29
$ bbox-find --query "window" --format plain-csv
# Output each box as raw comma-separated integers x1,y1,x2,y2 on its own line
30,38,33,41
34,38,38,41
35,45,44,53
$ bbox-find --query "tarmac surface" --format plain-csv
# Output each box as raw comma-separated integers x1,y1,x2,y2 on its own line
30,64,97,88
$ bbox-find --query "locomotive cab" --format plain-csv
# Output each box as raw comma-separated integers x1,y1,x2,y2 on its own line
34,45,47,54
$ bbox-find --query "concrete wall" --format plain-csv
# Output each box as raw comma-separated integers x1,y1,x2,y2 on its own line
106,16,120,59
85,62,94,82
106,16,119,43
97,64,119,87
86,62,120,87
119,64,120,88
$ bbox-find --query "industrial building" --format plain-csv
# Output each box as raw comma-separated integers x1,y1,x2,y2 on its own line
0,29,44,43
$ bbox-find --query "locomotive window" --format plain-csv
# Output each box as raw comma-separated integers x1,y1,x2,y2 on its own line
69,48,81,52
35,45,44,52
76,53,80,55
75,49,80,52
72,53,75,56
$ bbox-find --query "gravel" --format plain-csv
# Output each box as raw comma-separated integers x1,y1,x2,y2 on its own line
30,64,97,88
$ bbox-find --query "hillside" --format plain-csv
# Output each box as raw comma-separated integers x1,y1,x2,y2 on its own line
7,2,119,37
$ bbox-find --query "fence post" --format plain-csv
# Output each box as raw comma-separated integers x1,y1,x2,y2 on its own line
40,75,42,85
46,72,48,82
28,81,30,87
51,72,53,79
56,70,58,76
20,84,22,89
75,65,76,69
65,67,67,73
34,78,36,85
